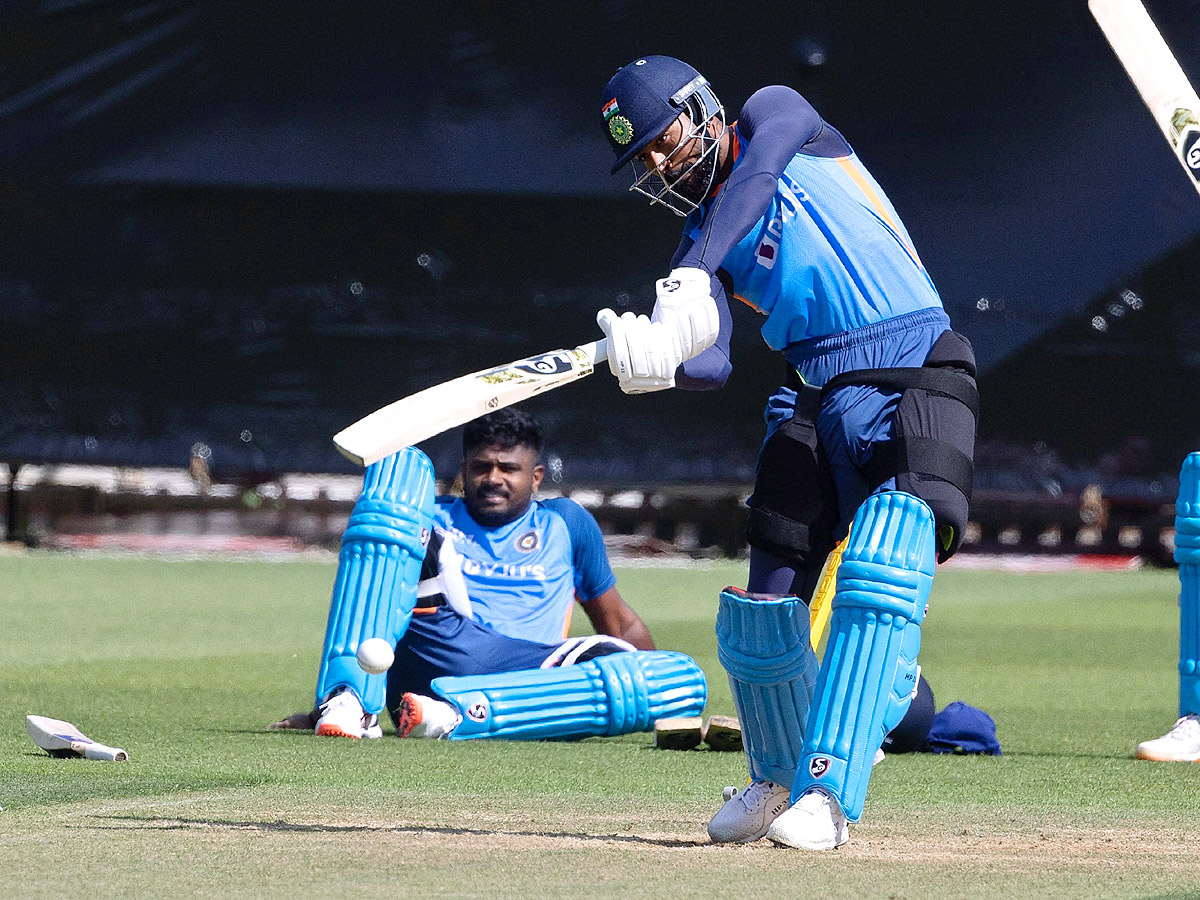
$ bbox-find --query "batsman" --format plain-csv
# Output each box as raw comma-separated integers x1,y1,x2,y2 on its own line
595,56,978,849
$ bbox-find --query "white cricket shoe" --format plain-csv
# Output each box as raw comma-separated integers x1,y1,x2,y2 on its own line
766,787,849,850
314,688,382,739
395,692,461,739
706,780,791,843
1136,713,1200,762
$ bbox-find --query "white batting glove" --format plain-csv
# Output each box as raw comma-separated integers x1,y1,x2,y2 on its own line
651,267,720,362
596,308,683,394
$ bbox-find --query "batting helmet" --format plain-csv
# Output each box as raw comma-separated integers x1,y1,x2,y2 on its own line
599,56,725,216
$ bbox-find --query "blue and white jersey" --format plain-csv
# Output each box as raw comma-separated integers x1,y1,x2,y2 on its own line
685,139,941,350
672,86,947,390
431,496,616,645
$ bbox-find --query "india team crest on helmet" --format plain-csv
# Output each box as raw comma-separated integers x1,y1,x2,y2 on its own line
602,97,633,145
609,115,633,144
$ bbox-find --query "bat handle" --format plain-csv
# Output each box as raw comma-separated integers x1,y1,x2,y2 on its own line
580,338,609,366
82,743,129,761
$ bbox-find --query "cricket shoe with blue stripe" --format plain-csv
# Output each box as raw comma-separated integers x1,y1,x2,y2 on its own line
315,688,382,739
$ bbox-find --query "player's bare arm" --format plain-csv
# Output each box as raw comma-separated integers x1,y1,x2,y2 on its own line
582,586,656,651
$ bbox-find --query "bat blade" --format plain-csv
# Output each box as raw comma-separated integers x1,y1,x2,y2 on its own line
808,535,847,661
1090,0,1200,194
334,338,608,467
26,715,129,761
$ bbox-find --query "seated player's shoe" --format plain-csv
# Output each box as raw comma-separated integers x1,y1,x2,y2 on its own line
1136,713,1200,762
706,779,791,843
395,692,461,739
315,688,382,739
654,716,705,750
702,715,743,752
765,787,849,850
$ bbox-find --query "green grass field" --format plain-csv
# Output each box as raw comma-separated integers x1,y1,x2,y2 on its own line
3,553,1200,899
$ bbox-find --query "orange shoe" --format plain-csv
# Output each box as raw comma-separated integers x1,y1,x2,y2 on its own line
314,689,382,739
395,692,460,739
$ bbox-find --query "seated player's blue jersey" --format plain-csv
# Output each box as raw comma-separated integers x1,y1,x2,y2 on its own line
683,125,942,351
432,496,616,645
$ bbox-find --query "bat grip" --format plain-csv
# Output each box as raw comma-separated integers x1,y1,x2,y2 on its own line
82,743,129,761
582,338,609,366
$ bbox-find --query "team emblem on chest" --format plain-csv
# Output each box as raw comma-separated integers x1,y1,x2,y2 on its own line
515,530,540,553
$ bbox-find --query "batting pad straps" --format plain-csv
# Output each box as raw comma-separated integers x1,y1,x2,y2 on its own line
1176,453,1200,716
430,651,707,741
792,491,935,822
316,448,436,713
716,589,818,786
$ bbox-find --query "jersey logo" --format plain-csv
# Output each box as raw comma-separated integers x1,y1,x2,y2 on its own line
515,530,540,553
755,234,779,270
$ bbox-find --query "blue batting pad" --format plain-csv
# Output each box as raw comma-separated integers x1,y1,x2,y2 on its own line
716,588,818,786
431,651,706,741
316,448,436,713
791,491,935,821
1176,453,1200,717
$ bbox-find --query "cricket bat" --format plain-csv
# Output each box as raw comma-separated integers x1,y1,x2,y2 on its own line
26,715,129,761
808,535,848,661
1090,0,1200,194
334,339,609,467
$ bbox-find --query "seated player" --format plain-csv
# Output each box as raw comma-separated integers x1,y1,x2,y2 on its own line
271,409,707,741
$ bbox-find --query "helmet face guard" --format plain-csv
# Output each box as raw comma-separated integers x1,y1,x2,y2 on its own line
628,77,725,217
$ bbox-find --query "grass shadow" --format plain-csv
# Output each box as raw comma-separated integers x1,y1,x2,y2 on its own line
86,815,707,848
997,750,1141,761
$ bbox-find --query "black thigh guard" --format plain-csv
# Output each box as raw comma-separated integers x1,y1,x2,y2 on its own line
744,381,839,577
822,330,979,562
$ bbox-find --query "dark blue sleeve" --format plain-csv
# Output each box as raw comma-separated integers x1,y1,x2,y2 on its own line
543,497,617,602
678,85,841,276
669,234,733,390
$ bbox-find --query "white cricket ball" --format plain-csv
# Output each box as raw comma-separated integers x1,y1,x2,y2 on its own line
356,638,395,674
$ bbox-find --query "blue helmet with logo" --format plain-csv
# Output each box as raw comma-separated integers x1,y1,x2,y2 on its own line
599,56,725,216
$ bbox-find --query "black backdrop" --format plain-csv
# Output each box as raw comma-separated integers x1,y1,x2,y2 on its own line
4,1,1200,479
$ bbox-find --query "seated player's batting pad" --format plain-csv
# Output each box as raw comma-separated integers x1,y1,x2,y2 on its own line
316,448,436,713
431,651,706,741
1176,452,1200,717
791,491,935,821
716,589,818,786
